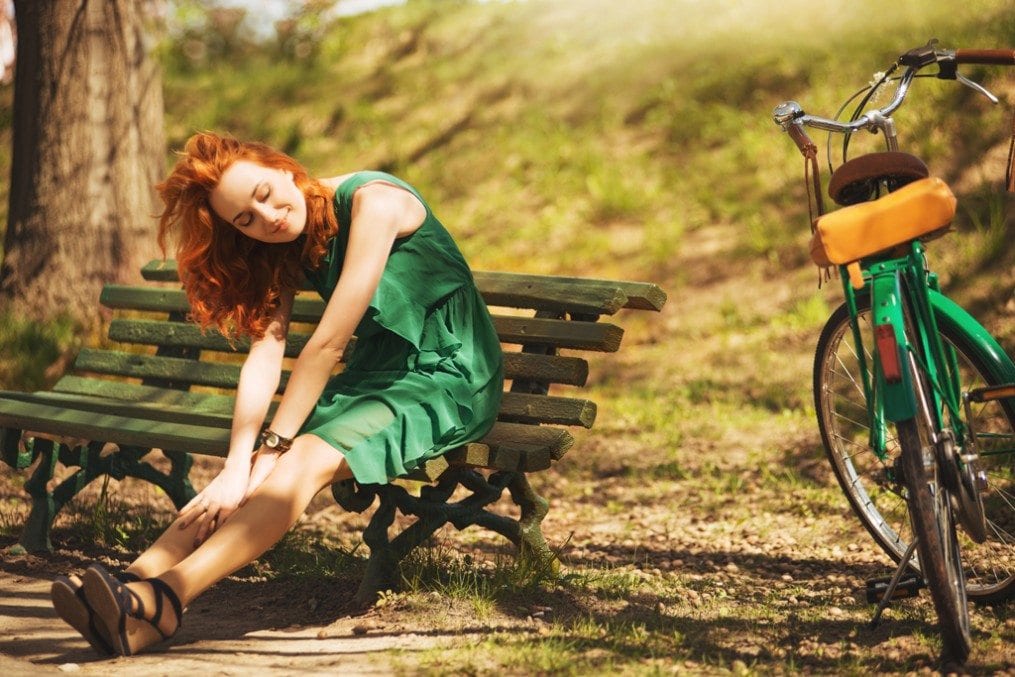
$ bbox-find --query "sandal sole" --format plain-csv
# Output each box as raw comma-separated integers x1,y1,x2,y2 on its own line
51,577,113,656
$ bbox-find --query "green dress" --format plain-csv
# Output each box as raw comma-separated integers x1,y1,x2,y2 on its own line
298,171,503,484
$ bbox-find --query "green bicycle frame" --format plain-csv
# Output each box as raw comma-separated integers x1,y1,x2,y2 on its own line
839,240,1015,462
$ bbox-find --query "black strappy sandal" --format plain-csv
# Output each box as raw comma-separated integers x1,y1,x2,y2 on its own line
82,564,182,656
51,570,141,656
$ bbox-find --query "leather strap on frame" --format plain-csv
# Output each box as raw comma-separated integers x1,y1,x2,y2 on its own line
801,140,832,286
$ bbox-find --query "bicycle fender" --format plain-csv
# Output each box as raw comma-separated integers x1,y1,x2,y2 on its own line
871,273,918,422
930,291,1015,382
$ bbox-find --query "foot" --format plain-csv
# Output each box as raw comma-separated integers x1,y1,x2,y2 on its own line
50,570,143,656
82,564,182,656
51,575,113,655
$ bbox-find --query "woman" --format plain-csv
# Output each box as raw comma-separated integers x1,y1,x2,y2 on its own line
50,132,504,656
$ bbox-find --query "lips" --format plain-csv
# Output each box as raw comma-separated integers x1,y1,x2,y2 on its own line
271,207,291,234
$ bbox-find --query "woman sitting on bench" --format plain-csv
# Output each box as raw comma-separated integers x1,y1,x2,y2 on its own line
50,131,504,657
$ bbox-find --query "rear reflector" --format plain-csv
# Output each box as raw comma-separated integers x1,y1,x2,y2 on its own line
875,325,902,383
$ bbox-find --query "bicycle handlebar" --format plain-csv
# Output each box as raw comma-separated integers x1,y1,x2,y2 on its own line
774,42,1014,155
954,48,1015,65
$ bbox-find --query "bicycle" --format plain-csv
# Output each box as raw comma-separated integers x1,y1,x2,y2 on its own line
772,42,1015,663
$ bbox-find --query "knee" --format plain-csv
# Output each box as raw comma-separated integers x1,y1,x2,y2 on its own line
271,435,350,489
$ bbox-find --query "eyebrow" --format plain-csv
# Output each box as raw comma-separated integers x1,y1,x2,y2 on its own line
231,182,263,224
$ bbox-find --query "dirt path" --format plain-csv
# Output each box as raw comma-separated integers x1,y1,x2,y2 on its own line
0,569,445,675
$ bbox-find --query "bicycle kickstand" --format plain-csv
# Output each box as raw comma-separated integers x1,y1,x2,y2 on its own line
867,539,922,628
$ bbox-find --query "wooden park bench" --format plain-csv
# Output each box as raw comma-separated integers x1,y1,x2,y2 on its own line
0,260,666,605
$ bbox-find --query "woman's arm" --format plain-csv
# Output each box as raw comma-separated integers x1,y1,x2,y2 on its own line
263,181,424,441
225,292,292,470
177,292,291,540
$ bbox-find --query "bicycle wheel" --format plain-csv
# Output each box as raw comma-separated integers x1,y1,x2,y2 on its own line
814,296,1015,602
897,366,971,662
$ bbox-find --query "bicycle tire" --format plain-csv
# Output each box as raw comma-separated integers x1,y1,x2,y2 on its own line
896,375,971,662
814,295,1015,602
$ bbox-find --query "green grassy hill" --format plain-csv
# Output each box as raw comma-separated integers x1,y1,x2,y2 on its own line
156,0,1014,280
1,0,1013,386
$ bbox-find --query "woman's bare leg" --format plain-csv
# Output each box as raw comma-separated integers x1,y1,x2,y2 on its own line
117,434,351,635
123,507,206,579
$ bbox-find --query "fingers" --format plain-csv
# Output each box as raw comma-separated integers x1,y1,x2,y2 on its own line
217,502,236,525
178,492,218,535
194,506,217,546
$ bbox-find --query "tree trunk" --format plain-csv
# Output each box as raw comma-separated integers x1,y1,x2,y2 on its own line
2,0,164,325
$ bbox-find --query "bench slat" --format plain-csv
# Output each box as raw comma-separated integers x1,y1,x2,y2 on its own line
54,377,597,428
101,286,327,324
75,349,254,391
0,398,231,455
54,376,236,412
108,319,310,358
493,316,623,352
74,349,588,392
0,391,234,428
109,316,622,354
0,396,572,470
140,260,667,314
473,271,666,314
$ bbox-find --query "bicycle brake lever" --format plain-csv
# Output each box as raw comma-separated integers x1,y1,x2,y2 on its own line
956,72,1000,104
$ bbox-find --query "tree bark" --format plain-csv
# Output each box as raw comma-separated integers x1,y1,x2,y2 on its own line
2,0,164,325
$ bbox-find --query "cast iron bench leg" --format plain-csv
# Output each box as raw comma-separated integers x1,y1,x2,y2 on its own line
348,467,553,606
507,471,557,575
12,439,197,554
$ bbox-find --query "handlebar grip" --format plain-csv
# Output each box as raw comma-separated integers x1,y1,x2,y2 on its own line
954,49,1015,65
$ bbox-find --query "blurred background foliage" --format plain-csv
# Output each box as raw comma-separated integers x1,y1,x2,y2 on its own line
0,0,1013,388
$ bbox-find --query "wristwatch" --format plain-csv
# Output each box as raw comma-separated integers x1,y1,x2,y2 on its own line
259,428,294,453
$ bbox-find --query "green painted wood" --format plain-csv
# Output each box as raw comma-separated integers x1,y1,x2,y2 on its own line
444,444,525,472
0,397,570,474
108,319,311,358
477,421,573,460
110,315,619,355
73,349,276,391
519,449,554,472
0,391,233,428
0,399,230,456
53,376,236,412
492,316,623,352
503,352,587,387
101,286,326,324
75,349,583,391
141,260,667,313
499,392,596,428
54,376,594,428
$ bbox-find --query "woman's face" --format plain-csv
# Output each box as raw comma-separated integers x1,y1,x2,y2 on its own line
209,160,307,243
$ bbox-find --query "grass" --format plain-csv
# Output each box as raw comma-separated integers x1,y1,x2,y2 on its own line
0,312,79,391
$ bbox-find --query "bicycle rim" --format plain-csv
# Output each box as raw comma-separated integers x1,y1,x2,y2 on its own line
898,409,971,663
814,297,1015,601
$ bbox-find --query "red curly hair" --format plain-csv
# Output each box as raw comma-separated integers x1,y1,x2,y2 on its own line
156,132,337,339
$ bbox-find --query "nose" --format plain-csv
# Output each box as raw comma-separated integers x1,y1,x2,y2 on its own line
252,202,284,225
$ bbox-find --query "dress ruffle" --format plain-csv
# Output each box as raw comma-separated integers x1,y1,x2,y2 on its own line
301,285,501,483
298,172,503,484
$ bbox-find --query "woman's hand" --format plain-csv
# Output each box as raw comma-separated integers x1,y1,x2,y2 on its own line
178,461,251,545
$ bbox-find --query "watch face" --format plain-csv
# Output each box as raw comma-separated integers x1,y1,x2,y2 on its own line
264,432,280,448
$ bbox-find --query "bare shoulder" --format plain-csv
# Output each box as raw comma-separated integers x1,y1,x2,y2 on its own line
350,181,426,238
